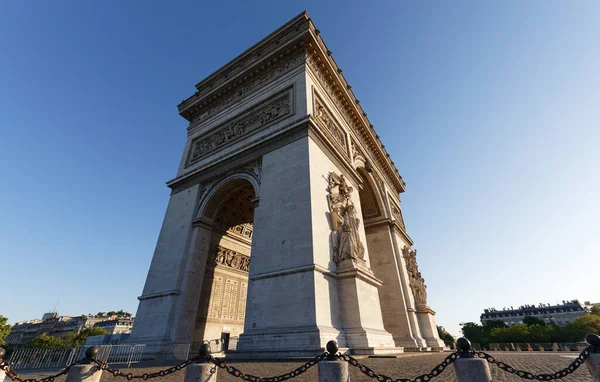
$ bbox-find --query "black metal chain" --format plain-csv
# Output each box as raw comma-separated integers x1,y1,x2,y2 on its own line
0,359,92,382
92,356,204,380
474,346,592,380
337,351,460,382
209,353,327,381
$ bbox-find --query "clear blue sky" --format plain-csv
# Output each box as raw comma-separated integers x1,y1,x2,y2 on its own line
1,1,598,337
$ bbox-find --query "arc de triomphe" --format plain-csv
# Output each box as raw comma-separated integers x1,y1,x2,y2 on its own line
128,11,445,356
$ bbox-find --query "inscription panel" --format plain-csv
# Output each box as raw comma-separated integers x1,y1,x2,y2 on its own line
207,276,224,319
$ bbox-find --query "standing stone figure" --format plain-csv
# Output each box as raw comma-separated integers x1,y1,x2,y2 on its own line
403,246,428,304
328,172,365,263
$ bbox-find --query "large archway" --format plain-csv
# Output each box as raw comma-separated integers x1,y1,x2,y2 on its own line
192,178,256,350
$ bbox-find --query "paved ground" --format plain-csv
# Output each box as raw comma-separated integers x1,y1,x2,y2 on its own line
15,352,594,382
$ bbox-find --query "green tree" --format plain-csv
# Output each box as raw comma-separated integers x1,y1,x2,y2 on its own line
25,333,68,348
590,306,600,317
460,322,489,345
437,326,455,348
65,327,109,346
523,317,545,326
566,315,600,342
484,320,508,328
0,315,10,346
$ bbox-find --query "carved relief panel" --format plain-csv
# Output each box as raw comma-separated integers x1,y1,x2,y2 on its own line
187,87,295,166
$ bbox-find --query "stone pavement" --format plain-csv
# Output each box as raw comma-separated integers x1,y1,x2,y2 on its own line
15,352,594,382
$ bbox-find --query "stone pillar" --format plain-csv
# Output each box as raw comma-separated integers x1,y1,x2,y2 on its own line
453,338,492,382
585,334,600,382
127,183,203,347
65,347,103,382
319,341,349,382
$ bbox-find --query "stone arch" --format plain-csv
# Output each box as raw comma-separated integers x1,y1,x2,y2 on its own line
356,167,386,222
191,176,256,351
196,173,260,221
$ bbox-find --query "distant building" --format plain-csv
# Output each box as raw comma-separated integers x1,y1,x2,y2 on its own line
5,311,133,348
480,300,587,327
93,319,134,335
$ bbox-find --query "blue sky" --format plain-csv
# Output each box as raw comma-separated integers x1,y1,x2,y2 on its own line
1,1,598,337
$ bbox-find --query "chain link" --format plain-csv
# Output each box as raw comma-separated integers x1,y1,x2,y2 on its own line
209,353,327,381
338,351,460,382
92,356,202,380
0,359,91,382
474,346,592,380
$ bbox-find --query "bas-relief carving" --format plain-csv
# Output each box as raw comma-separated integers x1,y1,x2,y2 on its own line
327,172,365,264
212,245,251,273
314,94,347,154
390,200,407,232
402,246,428,305
185,51,305,125
188,90,292,165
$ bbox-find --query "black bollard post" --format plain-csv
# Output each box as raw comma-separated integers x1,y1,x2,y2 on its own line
184,343,216,382
585,333,600,382
65,346,102,382
319,340,348,382
453,338,492,382
0,348,7,382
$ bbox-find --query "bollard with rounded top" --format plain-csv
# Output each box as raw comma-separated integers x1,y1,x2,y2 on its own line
0,348,6,382
453,338,492,382
319,340,349,382
184,344,216,382
65,346,102,382
586,333,600,382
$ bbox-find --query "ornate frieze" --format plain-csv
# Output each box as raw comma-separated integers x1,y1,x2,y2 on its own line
212,245,251,273
188,90,293,165
402,246,427,305
327,172,365,264
313,94,347,155
183,51,305,126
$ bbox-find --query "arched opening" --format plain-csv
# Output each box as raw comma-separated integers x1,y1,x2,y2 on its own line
357,168,383,223
192,178,256,351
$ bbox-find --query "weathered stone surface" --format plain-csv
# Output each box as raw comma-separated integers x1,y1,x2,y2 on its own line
184,363,216,382
453,358,492,382
318,360,349,382
65,365,102,382
586,353,600,382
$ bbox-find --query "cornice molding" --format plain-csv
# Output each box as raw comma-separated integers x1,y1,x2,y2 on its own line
178,12,311,122
305,39,406,195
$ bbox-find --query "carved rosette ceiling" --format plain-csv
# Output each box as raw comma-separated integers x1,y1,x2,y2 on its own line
211,245,250,273
197,159,262,220
402,246,427,305
214,184,255,240
327,172,365,264
188,90,292,165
